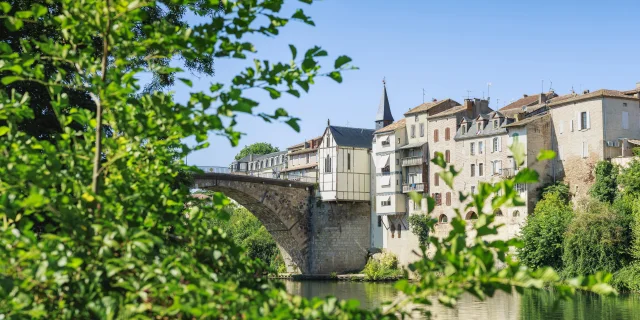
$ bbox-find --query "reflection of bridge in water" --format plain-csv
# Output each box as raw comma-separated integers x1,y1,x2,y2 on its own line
192,167,371,275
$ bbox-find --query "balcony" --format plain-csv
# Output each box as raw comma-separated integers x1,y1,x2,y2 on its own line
500,168,517,178
402,183,425,193
401,156,422,167
381,140,390,147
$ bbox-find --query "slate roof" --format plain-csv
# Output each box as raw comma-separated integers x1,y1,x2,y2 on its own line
404,99,459,116
504,114,549,128
376,84,394,123
329,126,375,149
234,154,252,163
455,111,514,141
253,150,288,161
375,118,406,134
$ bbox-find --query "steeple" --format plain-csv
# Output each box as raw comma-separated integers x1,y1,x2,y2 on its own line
375,78,394,130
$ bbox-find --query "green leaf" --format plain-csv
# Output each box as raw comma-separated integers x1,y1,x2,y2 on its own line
431,152,446,168
0,2,10,13
509,139,525,168
285,118,300,132
537,150,556,161
0,126,9,136
292,9,315,26
264,87,281,99
328,71,342,83
289,44,297,60
296,80,310,92
1,76,21,85
31,4,47,17
334,55,352,69
179,78,193,87
514,168,539,184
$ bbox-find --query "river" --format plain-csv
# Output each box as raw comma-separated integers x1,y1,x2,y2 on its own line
284,280,640,319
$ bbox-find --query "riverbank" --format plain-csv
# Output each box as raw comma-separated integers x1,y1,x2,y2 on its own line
272,273,402,282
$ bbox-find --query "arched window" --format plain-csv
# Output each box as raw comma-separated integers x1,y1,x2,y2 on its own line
434,129,439,142
390,223,396,238
326,136,330,148
325,155,332,173
513,210,520,217
439,214,448,224
494,209,503,216
397,224,402,238
465,211,478,220
445,128,451,141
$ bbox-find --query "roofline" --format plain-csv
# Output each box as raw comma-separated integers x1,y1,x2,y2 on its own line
547,92,640,108
403,99,452,116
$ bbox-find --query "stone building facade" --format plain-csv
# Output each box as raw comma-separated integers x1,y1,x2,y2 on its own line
283,136,322,183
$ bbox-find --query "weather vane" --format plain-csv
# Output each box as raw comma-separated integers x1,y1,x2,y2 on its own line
382,77,386,85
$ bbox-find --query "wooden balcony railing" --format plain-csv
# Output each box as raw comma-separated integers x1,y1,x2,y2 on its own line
402,183,424,193
401,156,422,167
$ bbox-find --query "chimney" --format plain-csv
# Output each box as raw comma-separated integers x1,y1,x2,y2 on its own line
249,154,253,161
432,98,437,102
523,94,528,98
583,89,590,94
464,99,474,113
539,93,547,105
327,119,330,127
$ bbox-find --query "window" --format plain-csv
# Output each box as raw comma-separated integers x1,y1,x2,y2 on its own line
470,164,475,177
470,142,475,155
559,121,564,134
325,155,332,173
347,153,351,170
434,174,439,186
433,193,442,206
515,184,526,193
420,123,424,137
580,111,588,130
624,103,628,107
397,224,402,238
494,209,503,216
306,154,310,164
623,111,629,129
391,223,395,238
381,199,391,206
445,128,451,140
513,210,520,217
382,164,390,173
493,137,500,152
434,129,439,142
397,138,401,143
378,216,382,227
471,186,476,194
326,136,330,148
396,159,399,165
445,150,450,163
478,141,484,154
462,125,467,134
439,214,448,224
411,125,416,138
446,192,451,206
494,119,499,128
465,211,478,220
582,141,588,158
415,115,419,122
479,163,484,176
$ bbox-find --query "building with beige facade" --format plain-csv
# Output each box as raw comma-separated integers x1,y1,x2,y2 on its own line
283,136,322,183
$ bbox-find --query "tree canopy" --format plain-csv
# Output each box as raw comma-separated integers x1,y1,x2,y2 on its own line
235,142,280,160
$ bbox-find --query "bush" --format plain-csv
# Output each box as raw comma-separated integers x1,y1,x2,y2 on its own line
362,252,402,281
538,182,571,203
562,200,632,277
618,158,640,195
589,161,619,203
612,263,640,292
518,192,573,270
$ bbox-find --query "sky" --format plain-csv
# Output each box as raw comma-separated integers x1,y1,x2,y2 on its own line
175,0,640,166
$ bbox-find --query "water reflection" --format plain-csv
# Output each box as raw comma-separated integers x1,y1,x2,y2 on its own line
284,280,640,320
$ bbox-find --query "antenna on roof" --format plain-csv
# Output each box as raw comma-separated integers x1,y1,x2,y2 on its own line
422,88,426,104
571,86,575,94
466,90,472,99
487,82,492,101
549,80,553,92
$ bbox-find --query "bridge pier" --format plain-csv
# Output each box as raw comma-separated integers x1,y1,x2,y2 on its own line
193,173,371,275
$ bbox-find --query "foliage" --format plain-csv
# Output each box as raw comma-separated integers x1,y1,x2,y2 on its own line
408,214,430,247
518,192,573,270
618,158,640,195
0,1,617,319
363,252,402,281
235,142,280,160
562,200,632,277
589,161,619,203
632,147,640,157
612,263,640,292
538,182,571,203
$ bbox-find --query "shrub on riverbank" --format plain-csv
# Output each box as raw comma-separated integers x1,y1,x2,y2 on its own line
363,252,403,281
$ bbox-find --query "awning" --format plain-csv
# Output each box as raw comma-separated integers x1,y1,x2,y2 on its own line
377,155,390,168
399,141,426,150
380,175,391,186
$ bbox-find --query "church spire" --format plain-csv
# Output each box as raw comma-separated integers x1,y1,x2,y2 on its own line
375,78,394,130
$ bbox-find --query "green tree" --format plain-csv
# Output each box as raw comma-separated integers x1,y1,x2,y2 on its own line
235,142,280,160
618,158,640,195
590,161,619,203
518,192,573,270
538,182,570,203
562,200,632,277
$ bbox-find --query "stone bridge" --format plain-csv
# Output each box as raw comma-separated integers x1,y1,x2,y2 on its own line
193,173,371,275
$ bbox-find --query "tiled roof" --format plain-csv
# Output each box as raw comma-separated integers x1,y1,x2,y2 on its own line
375,118,406,133
622,87,640,95
547,89,640,107
404,99,457,116
427,105,466,119
287,136,323,150
282,163,317,172
329,126,375,149
504,114,549,128
500,92,558,111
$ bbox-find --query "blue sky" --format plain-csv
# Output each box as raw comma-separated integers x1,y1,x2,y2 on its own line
177,0,640,166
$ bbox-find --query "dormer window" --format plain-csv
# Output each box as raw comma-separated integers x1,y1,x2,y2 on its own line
462,124,467,134
477,122,482,132
493,119,499,129
415,115,419,122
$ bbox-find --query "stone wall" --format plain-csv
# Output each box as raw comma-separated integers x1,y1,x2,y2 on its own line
309,201,371,274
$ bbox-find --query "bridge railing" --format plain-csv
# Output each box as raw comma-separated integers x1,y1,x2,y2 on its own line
195,166,317,184
196,166,231,174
